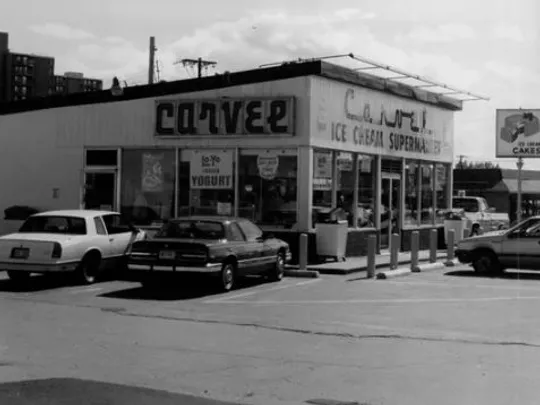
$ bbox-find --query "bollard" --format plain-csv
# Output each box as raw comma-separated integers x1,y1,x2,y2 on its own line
367,234,377,278
390,233,400,270
410,231,419,271
429,229,438,263
463,228,469,240
445,229,455,266
298,233,308,271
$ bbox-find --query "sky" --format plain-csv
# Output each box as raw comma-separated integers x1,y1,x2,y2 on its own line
1,0,540,169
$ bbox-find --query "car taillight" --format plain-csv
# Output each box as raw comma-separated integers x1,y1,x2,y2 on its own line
51,242,62,259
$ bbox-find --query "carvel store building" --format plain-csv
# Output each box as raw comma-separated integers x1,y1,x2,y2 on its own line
0,60,461,262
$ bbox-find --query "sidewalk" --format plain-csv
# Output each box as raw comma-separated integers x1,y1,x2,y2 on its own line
285,249,448,275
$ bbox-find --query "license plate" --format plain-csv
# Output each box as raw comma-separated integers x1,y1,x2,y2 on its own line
159,250,176,260
11,248,29,259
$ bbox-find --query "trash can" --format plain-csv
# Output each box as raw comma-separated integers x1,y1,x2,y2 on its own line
443,209,467,245
315,218,349,262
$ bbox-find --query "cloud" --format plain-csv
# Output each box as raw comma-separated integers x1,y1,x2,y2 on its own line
491,24,526,42
485,60,540,85
29,23,95,40
401,23,476,43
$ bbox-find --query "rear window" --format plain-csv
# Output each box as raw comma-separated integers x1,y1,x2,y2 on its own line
19,216,87,235
453,198,479,213
155,220,225,239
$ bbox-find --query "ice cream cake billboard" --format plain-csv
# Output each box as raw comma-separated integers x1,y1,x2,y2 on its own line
496,109,540,158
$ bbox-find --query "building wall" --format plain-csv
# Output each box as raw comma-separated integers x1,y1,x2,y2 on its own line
0,32,8,102
0,77,311,234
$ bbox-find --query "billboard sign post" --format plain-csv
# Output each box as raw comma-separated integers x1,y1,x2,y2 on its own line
496,109,540,223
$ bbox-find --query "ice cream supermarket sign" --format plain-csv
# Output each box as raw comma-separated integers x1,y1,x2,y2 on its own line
496,109,540,158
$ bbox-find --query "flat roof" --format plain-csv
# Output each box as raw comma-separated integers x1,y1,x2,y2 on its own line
0,60,463,116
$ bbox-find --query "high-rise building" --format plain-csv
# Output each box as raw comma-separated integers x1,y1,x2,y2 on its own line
0,32,102,102
51,72,103,96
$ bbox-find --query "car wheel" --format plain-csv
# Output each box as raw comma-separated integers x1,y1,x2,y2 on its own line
77,254,100,285
472,251,502,275
219,262,236,292
7,271,30,284
268,252,285,282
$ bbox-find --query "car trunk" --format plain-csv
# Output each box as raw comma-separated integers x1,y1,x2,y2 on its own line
130,238,213,266
0,235,63,263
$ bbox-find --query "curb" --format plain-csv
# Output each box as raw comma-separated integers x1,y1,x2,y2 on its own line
376,268,412,279
444,258,460,267
411,262,446,273
284,269,320,278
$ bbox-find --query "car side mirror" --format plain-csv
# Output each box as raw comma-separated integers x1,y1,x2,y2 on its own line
129,223,138,233
487,207,496,213
262,232,275,240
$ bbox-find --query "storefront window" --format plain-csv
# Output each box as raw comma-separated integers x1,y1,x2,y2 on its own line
312,149,334,218
120,149,176,225
421,163,434,225
357,154,375,228
404,160,419,226
238,149,297,228
435,164,450,224
336,152,354,226
177,149,235,217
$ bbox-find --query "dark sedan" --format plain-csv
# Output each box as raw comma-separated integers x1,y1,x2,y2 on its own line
127,216,292,291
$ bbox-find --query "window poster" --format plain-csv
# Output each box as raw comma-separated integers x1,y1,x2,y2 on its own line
141,153,164,192
257,151,280,180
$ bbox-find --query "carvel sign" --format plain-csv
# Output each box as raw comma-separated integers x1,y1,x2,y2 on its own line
155,97,295,136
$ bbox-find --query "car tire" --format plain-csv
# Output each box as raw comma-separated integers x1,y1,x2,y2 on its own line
268,252,285,282
7,270,30,284
76,254,100,285
219,262,236,292
472,251,502,275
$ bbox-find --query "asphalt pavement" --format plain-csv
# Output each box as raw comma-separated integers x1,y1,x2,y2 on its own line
2,266,540,404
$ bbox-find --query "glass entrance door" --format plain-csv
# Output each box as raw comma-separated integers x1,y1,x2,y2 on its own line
84,172,116,211
380,175,401,250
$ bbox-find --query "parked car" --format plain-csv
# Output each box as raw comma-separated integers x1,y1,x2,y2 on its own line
128,216,292,291
455,215,540,274
452,196,509,235
0,210,146,285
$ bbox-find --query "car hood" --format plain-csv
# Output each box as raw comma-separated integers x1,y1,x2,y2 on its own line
0,233,82,243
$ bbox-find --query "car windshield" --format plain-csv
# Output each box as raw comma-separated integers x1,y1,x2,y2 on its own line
453,198,479,213
19,216,87,235
155,220,225,239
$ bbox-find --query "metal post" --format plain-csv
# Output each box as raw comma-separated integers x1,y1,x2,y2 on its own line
430,229,438,263
410,231,419,271
445,229,455,266
517,157,524,223
298,233,308,271
148,36,156,84
367,234,377,278
390,233,400,270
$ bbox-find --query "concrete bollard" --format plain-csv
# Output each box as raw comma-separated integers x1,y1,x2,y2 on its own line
410,231,419,271
298,233,308,271
429,229,438,263
390,233,400,270
445,229,455,266
367,234,377,278
463,228,469,240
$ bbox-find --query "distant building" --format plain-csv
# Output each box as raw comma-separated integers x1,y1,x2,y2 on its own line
51,72,103,96
0,32,101,102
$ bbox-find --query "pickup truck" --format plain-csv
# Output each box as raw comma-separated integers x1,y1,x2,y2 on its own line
452,196,509,235
456,215,540,274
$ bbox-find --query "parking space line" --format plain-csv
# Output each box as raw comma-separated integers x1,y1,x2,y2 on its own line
203,279,321,303
210,295,540,305
68,287,103,295
382,279,540,292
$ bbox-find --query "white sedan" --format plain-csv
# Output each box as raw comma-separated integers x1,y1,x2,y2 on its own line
0,210,146,285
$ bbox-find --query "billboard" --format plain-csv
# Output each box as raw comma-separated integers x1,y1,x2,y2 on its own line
496,109,540,158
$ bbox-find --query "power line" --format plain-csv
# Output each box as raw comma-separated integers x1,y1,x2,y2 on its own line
174,57,217,78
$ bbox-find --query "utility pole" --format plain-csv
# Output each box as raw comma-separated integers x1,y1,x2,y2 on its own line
148,36,156,84
175,57,217,78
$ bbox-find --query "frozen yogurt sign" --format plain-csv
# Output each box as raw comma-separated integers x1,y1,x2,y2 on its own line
314,81,454,163
191,150,233,189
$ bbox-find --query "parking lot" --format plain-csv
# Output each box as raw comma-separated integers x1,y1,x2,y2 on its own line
3,265,540,405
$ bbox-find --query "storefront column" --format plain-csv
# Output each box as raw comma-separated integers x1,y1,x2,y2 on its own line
400,158,406,230
233,148,239,217
352,155,359,228
297,146,313,231
447,163,454,209
432,163,437,225
331,151,338,207
374,155,382,230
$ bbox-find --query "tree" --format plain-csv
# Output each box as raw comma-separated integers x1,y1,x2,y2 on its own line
454,157,500,169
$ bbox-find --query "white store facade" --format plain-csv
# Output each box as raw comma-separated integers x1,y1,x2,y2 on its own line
0,60,462,262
